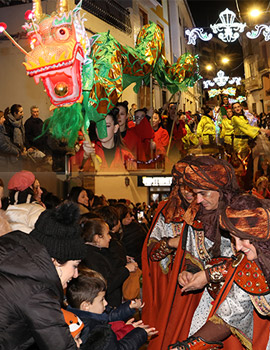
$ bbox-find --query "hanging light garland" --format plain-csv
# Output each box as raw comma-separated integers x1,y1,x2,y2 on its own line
203,70,242,89
208,87,236,98
185,8,269,45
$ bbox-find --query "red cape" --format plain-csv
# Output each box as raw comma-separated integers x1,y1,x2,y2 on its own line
141,201,203,350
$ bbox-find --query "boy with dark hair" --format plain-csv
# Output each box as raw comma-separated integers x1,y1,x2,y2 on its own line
66,273,157,349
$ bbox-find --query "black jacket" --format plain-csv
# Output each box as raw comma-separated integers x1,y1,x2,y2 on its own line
83,245,129,307
122,222,147,269
0,125,19,168
24,116,47,151
0,231,77,350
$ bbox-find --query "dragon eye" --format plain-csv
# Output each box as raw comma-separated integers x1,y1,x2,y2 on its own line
55,26,71,41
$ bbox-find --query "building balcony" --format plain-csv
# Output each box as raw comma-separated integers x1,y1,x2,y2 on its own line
245,75,262,92
258,58,270,73
76,0,132,34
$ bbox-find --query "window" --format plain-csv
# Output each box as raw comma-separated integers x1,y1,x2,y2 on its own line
157,23,165,56
139,8,148,28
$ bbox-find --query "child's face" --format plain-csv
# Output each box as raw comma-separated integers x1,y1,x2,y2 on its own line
94,224,111,248
89,291,108,314
74,333,82,348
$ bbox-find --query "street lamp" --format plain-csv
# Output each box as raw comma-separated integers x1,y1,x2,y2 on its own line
221,57,230,64
249,8,262,17
206,64,213,71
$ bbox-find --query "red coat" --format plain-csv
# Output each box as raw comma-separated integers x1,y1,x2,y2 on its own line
122,128,146,162
141,202,203,350
133,117,154,160
153,127,169,155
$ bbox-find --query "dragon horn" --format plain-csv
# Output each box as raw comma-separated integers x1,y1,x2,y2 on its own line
57,0,69,15
32,0,43,21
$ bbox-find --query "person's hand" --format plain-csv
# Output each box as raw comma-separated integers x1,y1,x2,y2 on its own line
125,261,138,272
21,148,27,157
82,140,95,159
181,270,208,293
150,140,156,150
167,236,180,248
126,256,135,263
130,320,158,336
199,137,203,145
130,299,145,309
178,271,194,287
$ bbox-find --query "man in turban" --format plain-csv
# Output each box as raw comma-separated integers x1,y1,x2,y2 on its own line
172,156,243,349
170,194,270,350
142,157,205,349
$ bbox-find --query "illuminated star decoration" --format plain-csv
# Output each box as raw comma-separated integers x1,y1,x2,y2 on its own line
228,77,242,85
203,72,241,89
210,8,246,42
185,28,212,45
208,87,236,98
203,80,215,89
246,24,270,41
213,70,229,87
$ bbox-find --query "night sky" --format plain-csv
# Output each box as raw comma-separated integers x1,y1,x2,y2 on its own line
186,0,270,77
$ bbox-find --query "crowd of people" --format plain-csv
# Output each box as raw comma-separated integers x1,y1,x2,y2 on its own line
2,98,270,187
0,154,270,349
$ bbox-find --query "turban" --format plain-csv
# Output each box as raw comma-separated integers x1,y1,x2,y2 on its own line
220,194,270,285
182,156,240,257
163,156,195,223
183,156,238,193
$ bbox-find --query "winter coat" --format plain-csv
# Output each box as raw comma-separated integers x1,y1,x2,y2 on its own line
0,124,20,168
5,202,45,233
67,301,135,343
81,323,147,350
83,244,130,307
67,304,147,350
122,221,147,269
0,230,77,350
24,116,47,151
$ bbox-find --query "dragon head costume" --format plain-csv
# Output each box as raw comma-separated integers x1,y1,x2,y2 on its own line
19,0,201,145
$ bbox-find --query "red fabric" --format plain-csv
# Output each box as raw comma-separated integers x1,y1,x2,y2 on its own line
127,120,135,128
133,117,154,159
169,120,187,153
94,141,133,171
122,128,146,161
142,201,203,350
81,141,134,171
208,256,270,349
109,321,134,340
153,127,169,155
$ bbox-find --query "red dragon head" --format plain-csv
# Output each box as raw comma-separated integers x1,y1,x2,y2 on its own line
23,0,90,107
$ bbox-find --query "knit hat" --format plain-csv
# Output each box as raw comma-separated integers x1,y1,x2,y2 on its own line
61,308,84,338
8,170,35,191
30,201,86,261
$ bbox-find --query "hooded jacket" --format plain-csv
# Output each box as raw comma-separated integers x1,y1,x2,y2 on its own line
0,230,77,350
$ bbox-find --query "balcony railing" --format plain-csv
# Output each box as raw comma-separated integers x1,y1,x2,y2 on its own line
245,76,262,91
76,0,132,34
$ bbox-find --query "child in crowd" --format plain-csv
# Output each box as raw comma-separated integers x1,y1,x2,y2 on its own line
62,308,84,348
66,272,157,349
80,216,138,307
